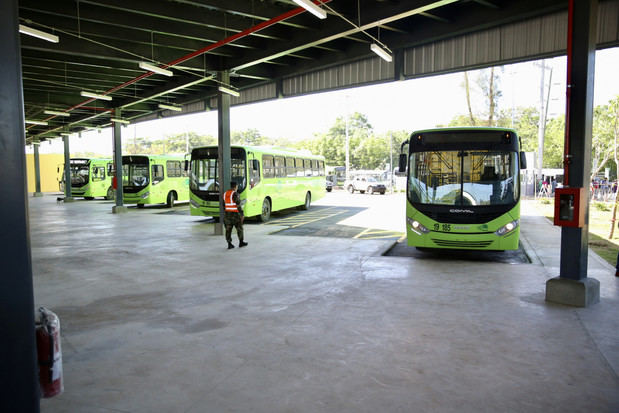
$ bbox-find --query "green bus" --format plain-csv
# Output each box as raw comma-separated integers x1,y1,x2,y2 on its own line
398,127,527,250
122,155,189,208
62,158,115,200
189,145,326,221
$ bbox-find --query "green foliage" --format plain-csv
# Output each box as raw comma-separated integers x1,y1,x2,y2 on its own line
592,201,610,211
539,198,551,205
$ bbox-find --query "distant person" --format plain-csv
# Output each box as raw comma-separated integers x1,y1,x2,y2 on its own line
223,181,248,250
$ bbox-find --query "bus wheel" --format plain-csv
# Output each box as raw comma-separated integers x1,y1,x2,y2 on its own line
137,203,145,209
300,192,311,210
347,185,354,194
367,186,373,195
106,187,115,200
259,198,271,222
166,192,176,208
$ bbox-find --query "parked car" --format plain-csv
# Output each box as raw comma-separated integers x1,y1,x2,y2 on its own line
345,176,386,195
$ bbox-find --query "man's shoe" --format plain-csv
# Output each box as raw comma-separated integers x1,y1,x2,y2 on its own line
228,243,235,249
239,241,248,248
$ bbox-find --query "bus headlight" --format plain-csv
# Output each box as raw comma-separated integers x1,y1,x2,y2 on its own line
407,217,430,235
141,192,150,199
190,199,200,208
495,219,519,236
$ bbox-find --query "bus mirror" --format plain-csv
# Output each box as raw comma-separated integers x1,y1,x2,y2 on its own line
398,154,407,173
184,160,189,171
519,151,527,169
252,159,259,171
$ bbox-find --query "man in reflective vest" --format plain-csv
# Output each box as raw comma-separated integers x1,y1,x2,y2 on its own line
223,181,248,249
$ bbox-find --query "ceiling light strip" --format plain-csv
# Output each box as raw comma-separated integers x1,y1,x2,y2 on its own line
44,110,71,117
218,86,240,97
139,62,173,77
292,0,327,19
158,104,182,112
80,91,112,101
370,43,392,62
19,24,59,43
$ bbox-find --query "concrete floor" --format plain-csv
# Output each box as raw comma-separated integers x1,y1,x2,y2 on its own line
30,194,619,413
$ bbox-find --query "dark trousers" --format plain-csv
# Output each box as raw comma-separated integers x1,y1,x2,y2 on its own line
224,212,244,244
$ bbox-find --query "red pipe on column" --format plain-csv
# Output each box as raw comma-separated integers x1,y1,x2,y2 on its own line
563,0,574,187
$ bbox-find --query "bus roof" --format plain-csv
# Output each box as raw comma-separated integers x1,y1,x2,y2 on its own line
410,126,518,136
192,145,325,160
122,154,185,160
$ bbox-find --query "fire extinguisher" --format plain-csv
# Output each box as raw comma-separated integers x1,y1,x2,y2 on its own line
36,307,64,398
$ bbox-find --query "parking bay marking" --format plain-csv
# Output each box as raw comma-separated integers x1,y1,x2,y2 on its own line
266,207,347,228
353,228,405,240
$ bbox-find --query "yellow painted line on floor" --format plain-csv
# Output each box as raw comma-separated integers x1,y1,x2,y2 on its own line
290,211,348,228
353,228,371,239
266,207,342,227
354,228,404,240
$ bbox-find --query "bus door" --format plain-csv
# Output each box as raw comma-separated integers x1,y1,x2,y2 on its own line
151,162,165,198
91,163,107,194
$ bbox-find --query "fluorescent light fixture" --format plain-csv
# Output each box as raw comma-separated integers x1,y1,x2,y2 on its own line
25,119,48,126
370,43,392,62
218,86,240,97
139,62,173,77
44,110,70,117
19,24,59,43
158,104,182,112
292,0,327,19
81,91,112,101
110,118,130,125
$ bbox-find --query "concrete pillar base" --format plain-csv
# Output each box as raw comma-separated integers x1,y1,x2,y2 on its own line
214,223,223,235
545,277,600,307
63,197,75,203
112,206,128,214
33,192,43,197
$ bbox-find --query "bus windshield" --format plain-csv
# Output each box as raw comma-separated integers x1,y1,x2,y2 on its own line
70,164,89,186
408,150,518,206
123,160,149,188
190,150,246,193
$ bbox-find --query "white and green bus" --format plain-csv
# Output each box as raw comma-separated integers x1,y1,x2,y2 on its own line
399,127,527,250
122,155,189,208
61,158,115,200
189,145,326,221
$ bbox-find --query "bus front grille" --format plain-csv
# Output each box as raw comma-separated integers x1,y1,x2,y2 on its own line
431,239,493,248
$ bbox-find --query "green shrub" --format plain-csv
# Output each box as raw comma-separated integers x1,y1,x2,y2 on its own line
539,198,551,205
593,201,610,211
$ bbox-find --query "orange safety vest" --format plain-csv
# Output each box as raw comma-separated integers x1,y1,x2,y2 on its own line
224,189,238,212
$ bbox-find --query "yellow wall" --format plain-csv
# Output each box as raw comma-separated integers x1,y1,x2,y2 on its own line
26,154,65,193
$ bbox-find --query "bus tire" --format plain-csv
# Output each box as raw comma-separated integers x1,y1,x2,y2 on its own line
367,186,373,195
259,198,271,222
166,192,176,208
359,190,365,194
137,203,145,209
300,192,311,210
105,187,115,200
347,185,355,194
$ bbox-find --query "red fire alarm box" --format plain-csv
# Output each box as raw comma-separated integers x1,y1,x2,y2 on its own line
554,187,586,227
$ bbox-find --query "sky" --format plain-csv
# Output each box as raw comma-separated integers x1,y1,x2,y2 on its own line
32,47,619,155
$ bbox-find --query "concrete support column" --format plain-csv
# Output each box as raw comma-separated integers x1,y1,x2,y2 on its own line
112,108,127,214
216,71,232,235
33,142,43,197
546,0,599,307
0,0,41,411
62,136,74,202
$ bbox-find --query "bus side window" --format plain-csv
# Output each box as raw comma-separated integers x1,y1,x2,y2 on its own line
263,155,274,178
152,164,164,183
304,159,312,177
295,158,304,177
250,160,260,188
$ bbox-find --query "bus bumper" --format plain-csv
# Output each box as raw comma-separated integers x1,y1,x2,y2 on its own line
406,226,520,250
